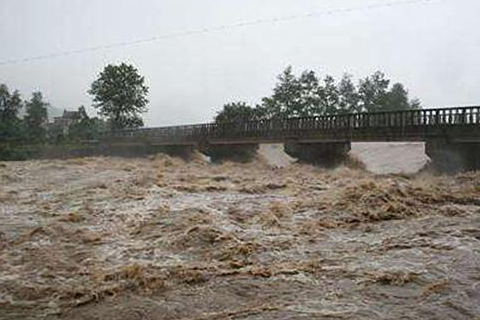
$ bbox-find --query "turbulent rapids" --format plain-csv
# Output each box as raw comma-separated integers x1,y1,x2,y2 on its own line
0,147,479,319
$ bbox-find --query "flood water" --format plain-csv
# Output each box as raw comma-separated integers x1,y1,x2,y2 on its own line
0,146,479,319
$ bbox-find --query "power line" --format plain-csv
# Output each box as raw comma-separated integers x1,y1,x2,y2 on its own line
0,0,454,66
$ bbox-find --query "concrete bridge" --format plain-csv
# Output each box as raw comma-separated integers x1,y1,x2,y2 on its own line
102,106,480,172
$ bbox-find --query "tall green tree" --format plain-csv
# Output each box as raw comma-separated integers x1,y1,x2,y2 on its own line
259,67,330,118
215,67,422,122
0,84,24,142
337,74,360,114
319,75,339,115
89,63,149,130
24,92,48,143
0,84,23,120
385,83,409,110
298,70,322,116
215,102,260,123
260,66,302,118
358,71,390,112
385,83,420,110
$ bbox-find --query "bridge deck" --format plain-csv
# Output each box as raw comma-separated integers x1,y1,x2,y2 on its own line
103,106,480,145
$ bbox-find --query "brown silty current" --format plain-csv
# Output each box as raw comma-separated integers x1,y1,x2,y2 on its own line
0,153,479,319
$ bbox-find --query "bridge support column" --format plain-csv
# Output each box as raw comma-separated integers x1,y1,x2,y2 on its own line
284,141,351,167
200,143,259,163
426,139,480,173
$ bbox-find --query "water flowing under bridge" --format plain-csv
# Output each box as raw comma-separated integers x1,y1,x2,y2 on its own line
102,106,480,172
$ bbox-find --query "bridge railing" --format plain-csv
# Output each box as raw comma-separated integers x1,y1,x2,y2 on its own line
209,106,480,140
102,106,480,143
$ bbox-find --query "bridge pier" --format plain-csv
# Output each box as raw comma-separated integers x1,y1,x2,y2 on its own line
200,143,259,163
426,139,480,173
284,141,351,167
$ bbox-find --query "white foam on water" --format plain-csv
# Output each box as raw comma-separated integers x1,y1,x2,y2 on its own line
259,142,429,174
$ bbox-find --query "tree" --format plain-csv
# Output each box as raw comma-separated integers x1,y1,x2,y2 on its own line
0,84,25,142
0,84,23,120
214,67,422,122
386,83,410,110
69,117,106,141
47,122,66,145
215,102,260,123
260,67,332,118
410,98,421,110
358,71,390,112
319,75,339,115
24,92,49,143
385,83,420,110
260,66,302,118
89,63,149,130
337,74,360,114
298,70,322,116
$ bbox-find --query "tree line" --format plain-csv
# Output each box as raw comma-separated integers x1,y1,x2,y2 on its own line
215,67,421,123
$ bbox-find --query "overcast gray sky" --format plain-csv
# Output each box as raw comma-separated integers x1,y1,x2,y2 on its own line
1,0,479,126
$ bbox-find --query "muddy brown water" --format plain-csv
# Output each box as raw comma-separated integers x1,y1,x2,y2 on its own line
0,154,479,319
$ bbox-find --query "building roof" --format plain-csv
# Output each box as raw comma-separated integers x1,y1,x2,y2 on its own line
63,110,81,119
52,107,88,126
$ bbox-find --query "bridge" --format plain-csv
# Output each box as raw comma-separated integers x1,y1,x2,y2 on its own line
102,106,480,172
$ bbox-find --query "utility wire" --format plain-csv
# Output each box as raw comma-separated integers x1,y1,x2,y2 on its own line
0,0,455,66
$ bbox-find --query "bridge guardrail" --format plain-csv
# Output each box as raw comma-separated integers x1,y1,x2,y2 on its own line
102,106,480,144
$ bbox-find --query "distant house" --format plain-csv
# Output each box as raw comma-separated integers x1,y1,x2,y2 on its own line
53,106,88,135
